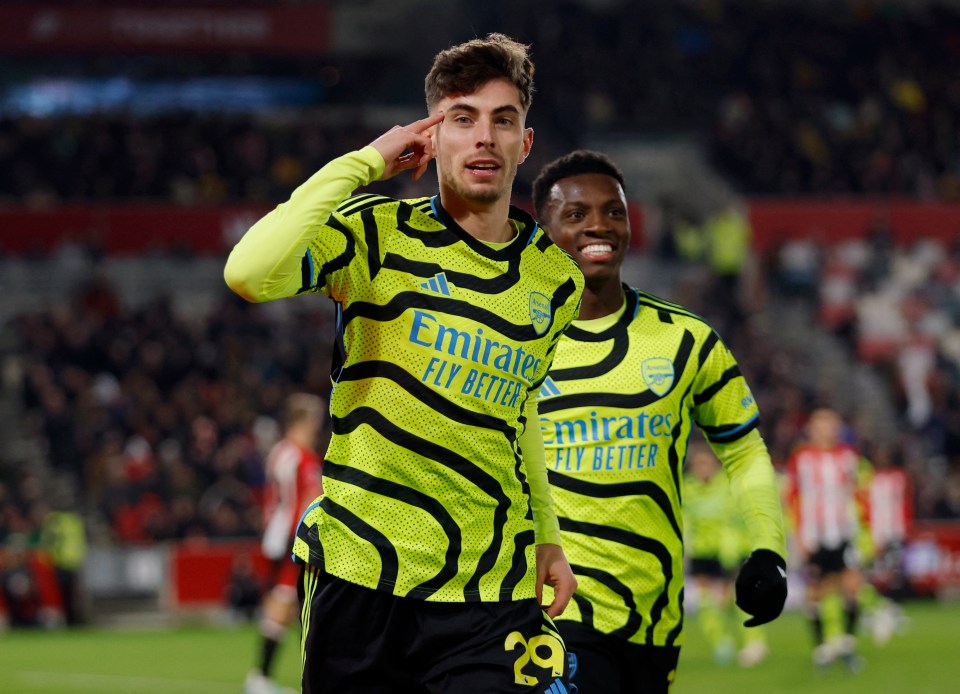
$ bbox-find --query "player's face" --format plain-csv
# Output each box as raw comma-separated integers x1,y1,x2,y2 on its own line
541,173,630,286
808,409,841,448
431,78,533,206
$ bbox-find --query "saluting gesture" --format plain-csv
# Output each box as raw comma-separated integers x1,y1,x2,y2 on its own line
369,112,443,181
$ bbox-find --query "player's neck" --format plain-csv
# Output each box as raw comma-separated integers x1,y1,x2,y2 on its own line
577,279,624,320
439,191,516,243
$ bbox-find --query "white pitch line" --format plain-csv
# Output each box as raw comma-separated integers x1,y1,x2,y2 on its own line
16,670,242,693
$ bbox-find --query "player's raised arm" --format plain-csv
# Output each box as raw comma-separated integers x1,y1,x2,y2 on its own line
223,144,386,303
223,114,438,305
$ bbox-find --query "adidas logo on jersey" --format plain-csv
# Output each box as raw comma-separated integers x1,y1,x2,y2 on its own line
538,376,561,399
420,272,452,296
545,678,570,694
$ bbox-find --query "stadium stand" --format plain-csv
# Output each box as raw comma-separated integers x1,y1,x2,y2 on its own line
2,0,960,623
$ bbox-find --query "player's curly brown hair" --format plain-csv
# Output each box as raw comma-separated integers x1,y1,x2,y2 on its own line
425,33,535,113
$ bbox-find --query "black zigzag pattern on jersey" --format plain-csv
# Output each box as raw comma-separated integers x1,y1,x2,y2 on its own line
636,291,703,323
699,417,759,443
692,365,742,407
356,202,462,279
534,231,552,252
570,592,594,626
669,364,700,504
432,202,537,261
698,330,720,368
500,527,536,600
382,254,522,292
665,587,684,647
332,407,513,598
338,193,392,217
298,254,313,295
323,460,460,600
498,435,536,598
295,514,324,566
341,278,579,341
360,207,383,280
543,290,637,380
540,330,695,413
548,471,681,541
336,360,514,435
562,290,638,343
549,332,629,381
316,216,356,290
394,203,459,247
320,497,398,592
410,198,435,215
560,517,674,645
668,403,687,506
569,563,643,639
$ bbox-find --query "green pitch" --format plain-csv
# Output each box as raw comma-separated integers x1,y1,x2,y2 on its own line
1,601,958,693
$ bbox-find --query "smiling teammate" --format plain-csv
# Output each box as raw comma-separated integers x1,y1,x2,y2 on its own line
532,150,786,692
225,35,583,694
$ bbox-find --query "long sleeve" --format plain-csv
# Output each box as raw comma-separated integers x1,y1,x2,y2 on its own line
712,429,787,559
223,146,385,303
520,397,561,546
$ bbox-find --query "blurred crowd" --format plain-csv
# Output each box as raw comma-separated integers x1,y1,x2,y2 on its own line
3,275,334,549
2,2,959,205
0,113,381,208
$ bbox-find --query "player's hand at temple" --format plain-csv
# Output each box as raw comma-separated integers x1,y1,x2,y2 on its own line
536,543,577,618
368,113,443,182
735,549,788,627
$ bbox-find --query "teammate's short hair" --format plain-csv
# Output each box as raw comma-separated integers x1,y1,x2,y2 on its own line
283,393,324,430
532,150,626,219
425,33,535,113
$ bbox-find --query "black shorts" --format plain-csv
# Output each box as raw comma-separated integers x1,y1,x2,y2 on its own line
807,542,858,578
688,557,729,580
873,540,906,572
558,621,680,694
298,565,569,694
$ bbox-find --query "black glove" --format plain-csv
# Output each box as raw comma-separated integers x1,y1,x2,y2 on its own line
735,549,787,627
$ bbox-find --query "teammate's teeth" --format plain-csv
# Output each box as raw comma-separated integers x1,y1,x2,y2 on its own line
582,244,613,254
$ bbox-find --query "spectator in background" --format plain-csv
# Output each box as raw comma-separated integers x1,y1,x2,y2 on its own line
246,393,324,694
785,408,868,671
865,444,913,600
39,502,87,627
0,535,43,628
861,443,913,645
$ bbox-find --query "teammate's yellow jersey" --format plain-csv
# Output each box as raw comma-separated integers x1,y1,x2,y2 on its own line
538,287,784,646
683,471,749,570
226,147,584,603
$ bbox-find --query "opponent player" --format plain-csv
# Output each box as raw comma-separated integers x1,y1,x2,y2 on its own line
532,150,787,692
225,34,584,693
245,393,324,694
862,443,912,644
784,407,866,670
